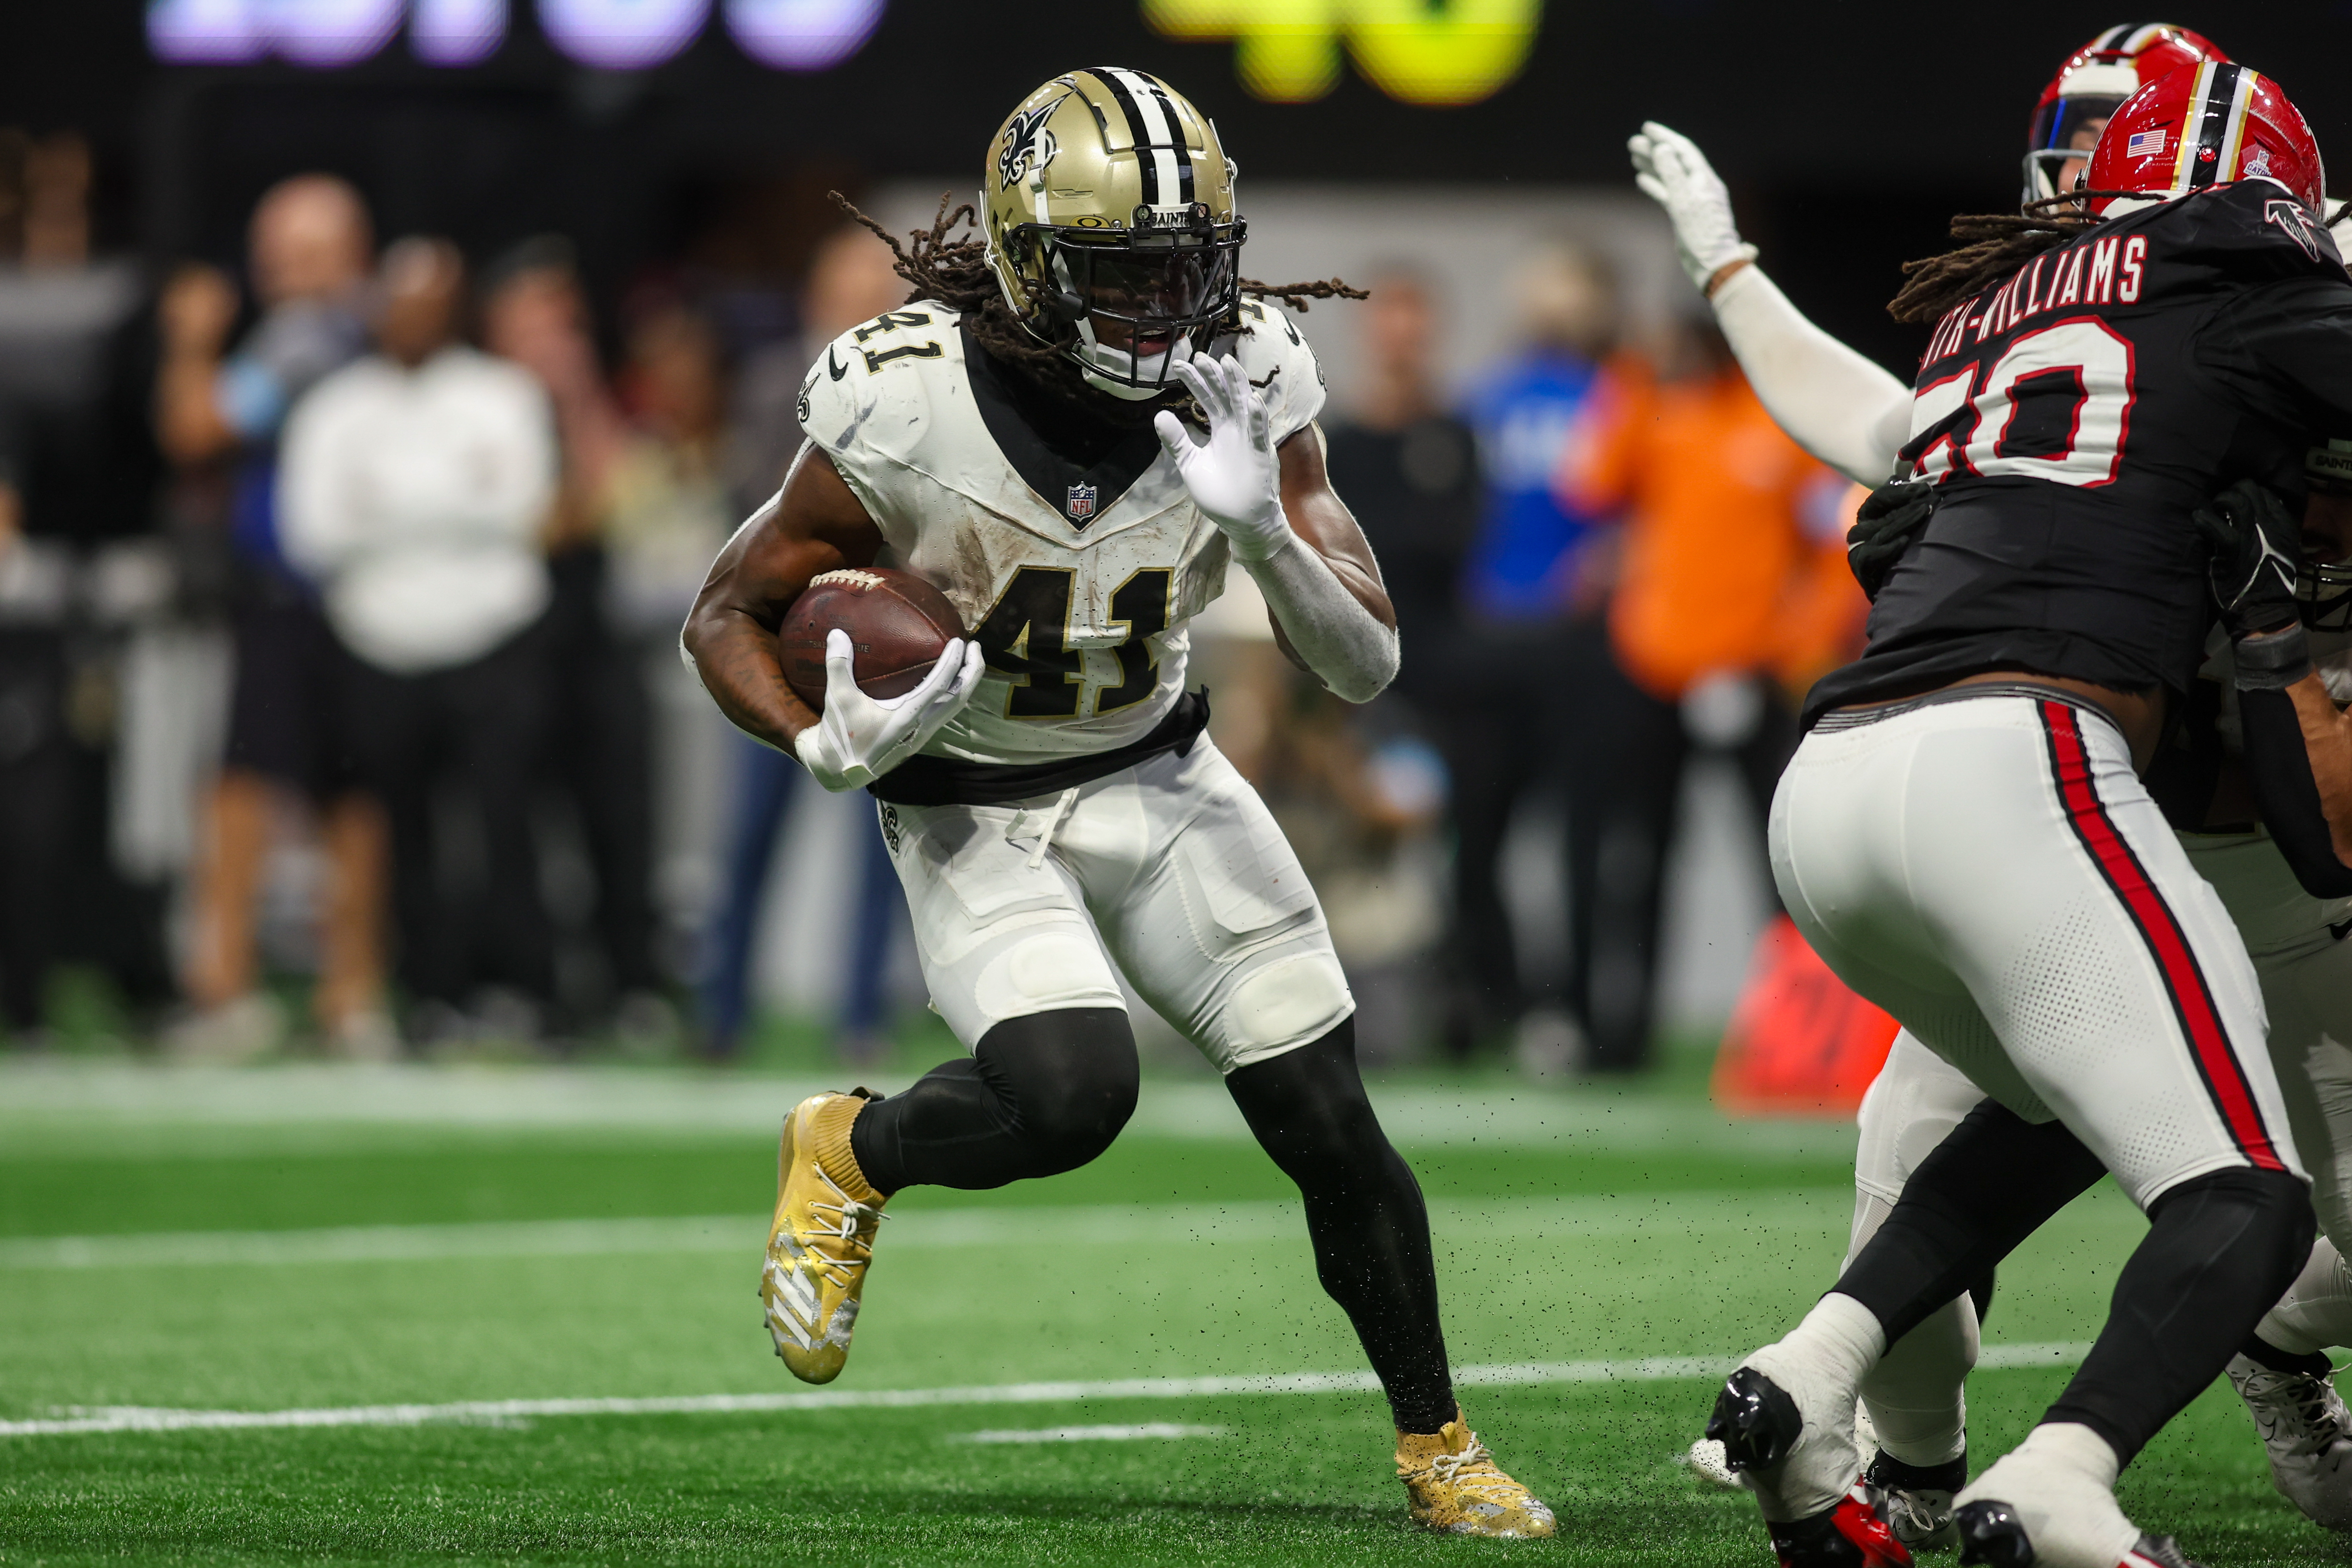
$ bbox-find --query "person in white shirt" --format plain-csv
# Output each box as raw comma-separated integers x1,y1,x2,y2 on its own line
280,237,560,1041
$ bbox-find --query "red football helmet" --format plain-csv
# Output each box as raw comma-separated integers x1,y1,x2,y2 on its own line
2023,24,2228,203
2085,61,2325,215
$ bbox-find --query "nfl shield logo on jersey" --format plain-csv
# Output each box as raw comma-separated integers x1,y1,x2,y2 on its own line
1066,482,1098,522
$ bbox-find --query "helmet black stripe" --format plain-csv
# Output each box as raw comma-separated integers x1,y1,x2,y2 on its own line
2185,60,2243,190
1086,66,1165,207
1138,78,1196,205
2097,22,2138,51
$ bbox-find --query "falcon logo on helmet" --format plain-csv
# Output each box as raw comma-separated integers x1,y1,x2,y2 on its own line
2085,61,2327,216
980,67,1245,401
2023,23,2228,204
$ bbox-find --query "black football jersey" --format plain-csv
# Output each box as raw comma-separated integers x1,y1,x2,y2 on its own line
1803,182,2352,727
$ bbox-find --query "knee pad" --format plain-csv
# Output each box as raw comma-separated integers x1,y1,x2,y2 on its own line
975,1008,1139,1173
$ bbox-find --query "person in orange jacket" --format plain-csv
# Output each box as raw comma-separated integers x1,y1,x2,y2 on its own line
1554,314,1864,1070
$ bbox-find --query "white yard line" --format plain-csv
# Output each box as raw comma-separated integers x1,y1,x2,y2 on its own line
0,1192,1845,1271
957,1424,1227,1443
0,1346,2093,1439
0,1060,1855,1155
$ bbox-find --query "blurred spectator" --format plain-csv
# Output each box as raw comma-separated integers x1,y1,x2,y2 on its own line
699,224,907,1061
600,300,737,1035
0,132,175,1040
1301,267,1478,1065
1557,315,1863,1072
479,241,666,1039
1444,244,1618,1062
280,237,559,1046
156,173,385,1059
1321,267,1480,716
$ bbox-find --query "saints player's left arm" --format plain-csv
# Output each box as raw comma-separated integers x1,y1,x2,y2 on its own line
1159,354,1400,705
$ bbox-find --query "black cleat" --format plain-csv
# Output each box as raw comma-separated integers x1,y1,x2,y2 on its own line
1865,1449,1966,1550
1957,1500,2205,1568
2126,1537,2202,1568
1708,1365,1805,1473
1766,1494,1915,1567
1955,1500,2033,1568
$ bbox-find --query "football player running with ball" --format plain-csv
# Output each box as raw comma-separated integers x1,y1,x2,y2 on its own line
1638,24,2352,1557
1631,59,2352,1568
681,68,1552,1538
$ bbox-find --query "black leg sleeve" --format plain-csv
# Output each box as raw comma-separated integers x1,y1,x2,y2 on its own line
2045,1166,2314,1466
849,1007,1138,1194
1835,1100,2108,1345
1226,1019,1458,1434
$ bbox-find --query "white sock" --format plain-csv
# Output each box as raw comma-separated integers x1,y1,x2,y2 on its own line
1792,1291,1891,1381
2257,1237,2352,1359
1962,1422,2136,1568
1742,1293,1888,1521
2013,1422,2121,1492
1860,1292,1977,1467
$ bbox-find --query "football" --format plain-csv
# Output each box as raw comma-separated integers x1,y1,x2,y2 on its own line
778,566,968,709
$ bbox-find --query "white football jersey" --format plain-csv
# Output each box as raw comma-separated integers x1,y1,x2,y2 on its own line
797,298,1325,768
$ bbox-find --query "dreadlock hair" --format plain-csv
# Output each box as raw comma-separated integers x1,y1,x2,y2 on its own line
832,192,1365,425
1887,192,2136,324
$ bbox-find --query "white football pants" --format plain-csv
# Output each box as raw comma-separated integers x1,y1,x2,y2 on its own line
1777,690,2302,1205
877,737,1354,1074
1820,704,2352,1464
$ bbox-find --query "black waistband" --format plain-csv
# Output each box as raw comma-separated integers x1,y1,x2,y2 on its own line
868,690,1212,807
1808,680,2117,735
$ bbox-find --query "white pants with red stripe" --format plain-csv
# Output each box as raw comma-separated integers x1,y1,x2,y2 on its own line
1774,688,2304,1211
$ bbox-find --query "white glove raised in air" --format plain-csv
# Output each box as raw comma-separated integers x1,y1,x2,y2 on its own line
793,628,983,792
1154,354,1294,563
1628,120,1758,293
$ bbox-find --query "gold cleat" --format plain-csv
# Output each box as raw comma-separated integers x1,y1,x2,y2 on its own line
1397,1409,1558,1538
760,1090,886,1384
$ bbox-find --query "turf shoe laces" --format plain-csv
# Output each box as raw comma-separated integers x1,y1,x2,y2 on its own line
1395,1411,1557,1537
2225,1351,2352,1529
761,1090,886,1385
1766,1488,1915,1568
1865,1448,1967,1552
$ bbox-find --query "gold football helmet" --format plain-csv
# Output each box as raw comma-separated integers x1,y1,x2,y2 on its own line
982,68,1244,399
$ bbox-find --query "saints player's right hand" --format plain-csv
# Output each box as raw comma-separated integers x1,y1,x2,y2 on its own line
793,628,983,792
1156,355,1294,563
1627,122,1758,294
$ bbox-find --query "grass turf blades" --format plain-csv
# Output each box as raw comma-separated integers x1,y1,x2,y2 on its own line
0,1062,2332,1564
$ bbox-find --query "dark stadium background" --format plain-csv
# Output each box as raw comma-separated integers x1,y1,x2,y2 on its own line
10,2,2352,378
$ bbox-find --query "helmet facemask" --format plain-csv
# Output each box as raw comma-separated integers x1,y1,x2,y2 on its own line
2302,442,2352,633
998,202,1245,401
2022,94,2125,205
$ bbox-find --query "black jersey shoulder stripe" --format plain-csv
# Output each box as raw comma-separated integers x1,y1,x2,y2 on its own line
1087,67,1162,206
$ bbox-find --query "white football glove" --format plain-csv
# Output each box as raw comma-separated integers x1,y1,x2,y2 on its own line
1628,120,1758,293
793,628,983,792
1155,354,1294,563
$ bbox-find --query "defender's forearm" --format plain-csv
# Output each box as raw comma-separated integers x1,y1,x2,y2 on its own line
1711,263,1913,487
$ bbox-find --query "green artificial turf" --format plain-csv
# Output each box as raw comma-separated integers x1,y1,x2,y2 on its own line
0,1060,2336,1565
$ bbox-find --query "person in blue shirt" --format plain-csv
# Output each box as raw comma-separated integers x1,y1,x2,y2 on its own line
1444,244,1618,1062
